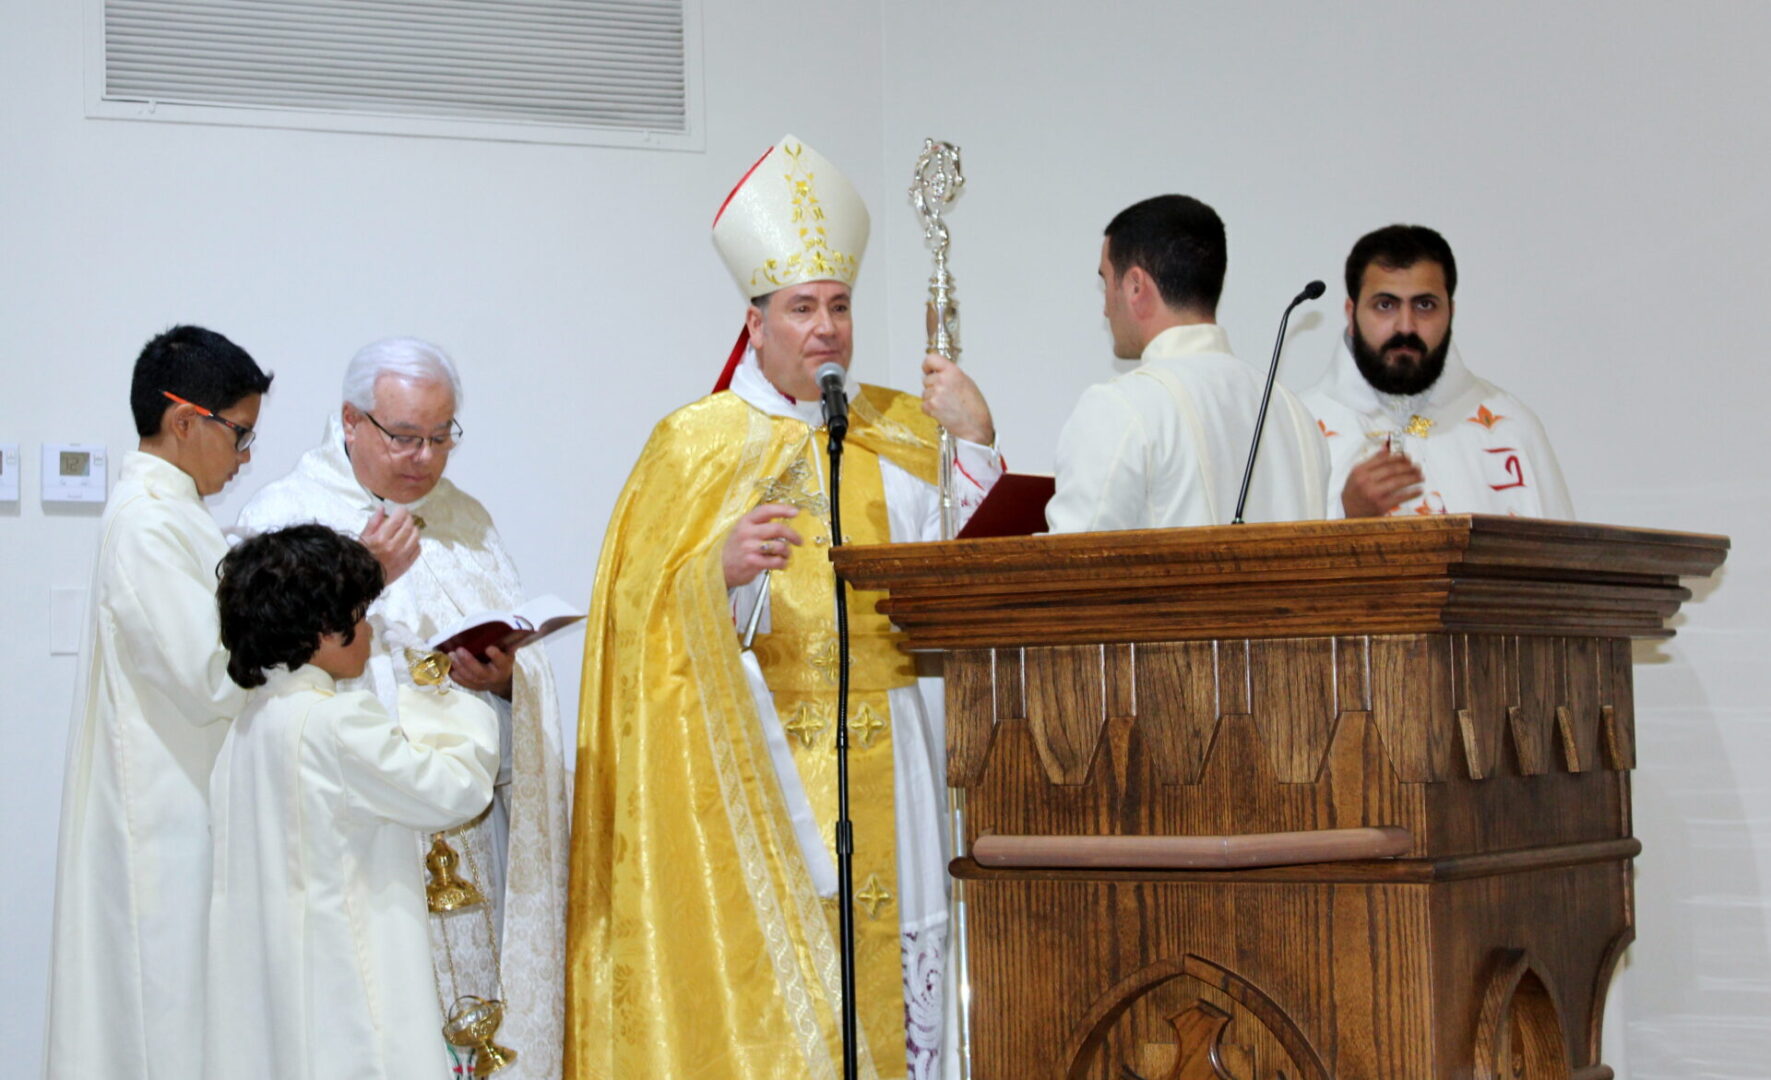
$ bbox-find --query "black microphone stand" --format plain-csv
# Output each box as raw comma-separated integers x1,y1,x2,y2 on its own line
824,403,860,1080
1232,282,1324,524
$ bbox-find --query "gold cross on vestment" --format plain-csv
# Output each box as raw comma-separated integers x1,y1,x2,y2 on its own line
782,703,829,749
856,873,894,919
754,457,830,520
1404,414,1435,438
847,704,887,750
808,637,841,686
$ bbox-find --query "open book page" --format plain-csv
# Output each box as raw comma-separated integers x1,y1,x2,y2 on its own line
427,594,585,660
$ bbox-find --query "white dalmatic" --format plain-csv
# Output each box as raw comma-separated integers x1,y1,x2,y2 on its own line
1047,324,1328,533
45,452,247,1080
235,414,570,1080
1302,338,1574,519
205,670,499,1080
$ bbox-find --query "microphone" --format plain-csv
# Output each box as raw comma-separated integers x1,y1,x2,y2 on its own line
816,361,849,442
1231,280,1325,525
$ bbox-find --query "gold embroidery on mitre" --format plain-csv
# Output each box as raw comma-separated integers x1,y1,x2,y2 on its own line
1404,414,1435,438
755,457,830,520
750,143,859,290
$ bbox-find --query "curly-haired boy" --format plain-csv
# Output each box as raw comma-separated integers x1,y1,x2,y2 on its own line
206,524,498,1080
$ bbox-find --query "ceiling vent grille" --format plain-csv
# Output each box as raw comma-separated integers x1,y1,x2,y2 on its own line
92,0,699,148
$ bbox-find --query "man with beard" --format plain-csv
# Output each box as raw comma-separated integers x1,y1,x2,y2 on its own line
1301,224,1573,518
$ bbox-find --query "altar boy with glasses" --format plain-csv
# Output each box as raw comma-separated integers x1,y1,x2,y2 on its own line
44,325,271,1080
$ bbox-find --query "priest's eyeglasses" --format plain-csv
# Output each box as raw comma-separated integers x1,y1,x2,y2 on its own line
363,411,464,456
161,391,257,452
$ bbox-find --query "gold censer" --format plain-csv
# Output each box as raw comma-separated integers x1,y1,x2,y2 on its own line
443,995,517,1077
424,834,487,913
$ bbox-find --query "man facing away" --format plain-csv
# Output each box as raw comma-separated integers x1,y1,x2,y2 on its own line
567,134,1001,1080
1046,195,1327,532
236,338,570,1079
1300,224,1573,518
44,325,272,1080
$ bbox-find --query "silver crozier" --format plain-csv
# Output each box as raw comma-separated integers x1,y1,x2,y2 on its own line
909,137,975,1080
908,138,966,540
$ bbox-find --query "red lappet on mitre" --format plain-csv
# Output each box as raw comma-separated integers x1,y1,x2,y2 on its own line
709,135,872,392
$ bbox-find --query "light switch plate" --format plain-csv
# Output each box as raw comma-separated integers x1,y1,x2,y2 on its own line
42,443,107,503
0,444,18,501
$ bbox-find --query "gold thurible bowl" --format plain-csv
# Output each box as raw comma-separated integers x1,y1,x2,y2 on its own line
443,995,517,1077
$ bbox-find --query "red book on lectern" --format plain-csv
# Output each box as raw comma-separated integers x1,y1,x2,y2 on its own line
956,474,1055,539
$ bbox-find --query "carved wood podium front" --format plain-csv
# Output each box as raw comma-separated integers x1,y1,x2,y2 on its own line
833,517,1726,1080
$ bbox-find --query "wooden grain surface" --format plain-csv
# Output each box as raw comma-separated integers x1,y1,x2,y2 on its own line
970,826,1414,870
842,519,1728,1078
831,515,1727,647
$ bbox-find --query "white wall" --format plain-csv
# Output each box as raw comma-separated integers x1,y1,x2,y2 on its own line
4,2,1766,1077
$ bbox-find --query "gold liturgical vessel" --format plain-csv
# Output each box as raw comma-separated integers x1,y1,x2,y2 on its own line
424,834,487,913
405,647,453,690
411,649,487,914
444,996,517,1077
406,645,515,1075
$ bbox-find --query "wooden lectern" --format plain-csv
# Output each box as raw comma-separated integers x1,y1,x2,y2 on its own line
833,516,1727,1080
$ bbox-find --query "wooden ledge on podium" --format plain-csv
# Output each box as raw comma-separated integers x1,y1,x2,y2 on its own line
832,515,1727,1080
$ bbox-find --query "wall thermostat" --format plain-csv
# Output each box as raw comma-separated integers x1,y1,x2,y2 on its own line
0,444,18,502
42,443,107,503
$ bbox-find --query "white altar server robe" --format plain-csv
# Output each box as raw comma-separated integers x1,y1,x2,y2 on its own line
45,451,246,1080
236,416,572,1080
205,669,498,1080
1047,324,1327,532
1301,339,1574,519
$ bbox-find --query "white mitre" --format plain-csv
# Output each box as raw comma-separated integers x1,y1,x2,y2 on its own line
712,134,870,298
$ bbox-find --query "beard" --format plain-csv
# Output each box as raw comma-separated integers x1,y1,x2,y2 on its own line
1351,323,1452,397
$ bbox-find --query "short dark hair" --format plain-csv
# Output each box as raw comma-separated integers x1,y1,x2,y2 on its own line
130,325,274,437
217,525,385,689
1345,225,1458,302
1103,195,1228,315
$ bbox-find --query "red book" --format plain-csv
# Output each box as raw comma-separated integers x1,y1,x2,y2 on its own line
957,474,1056,539
427,595,585,662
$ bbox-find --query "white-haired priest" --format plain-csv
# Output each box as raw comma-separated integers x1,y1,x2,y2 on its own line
235,337,569,1080
566,135,1001,1080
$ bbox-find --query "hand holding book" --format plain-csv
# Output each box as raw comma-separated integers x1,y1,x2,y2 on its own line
445,644,517,699
427,595,586,664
